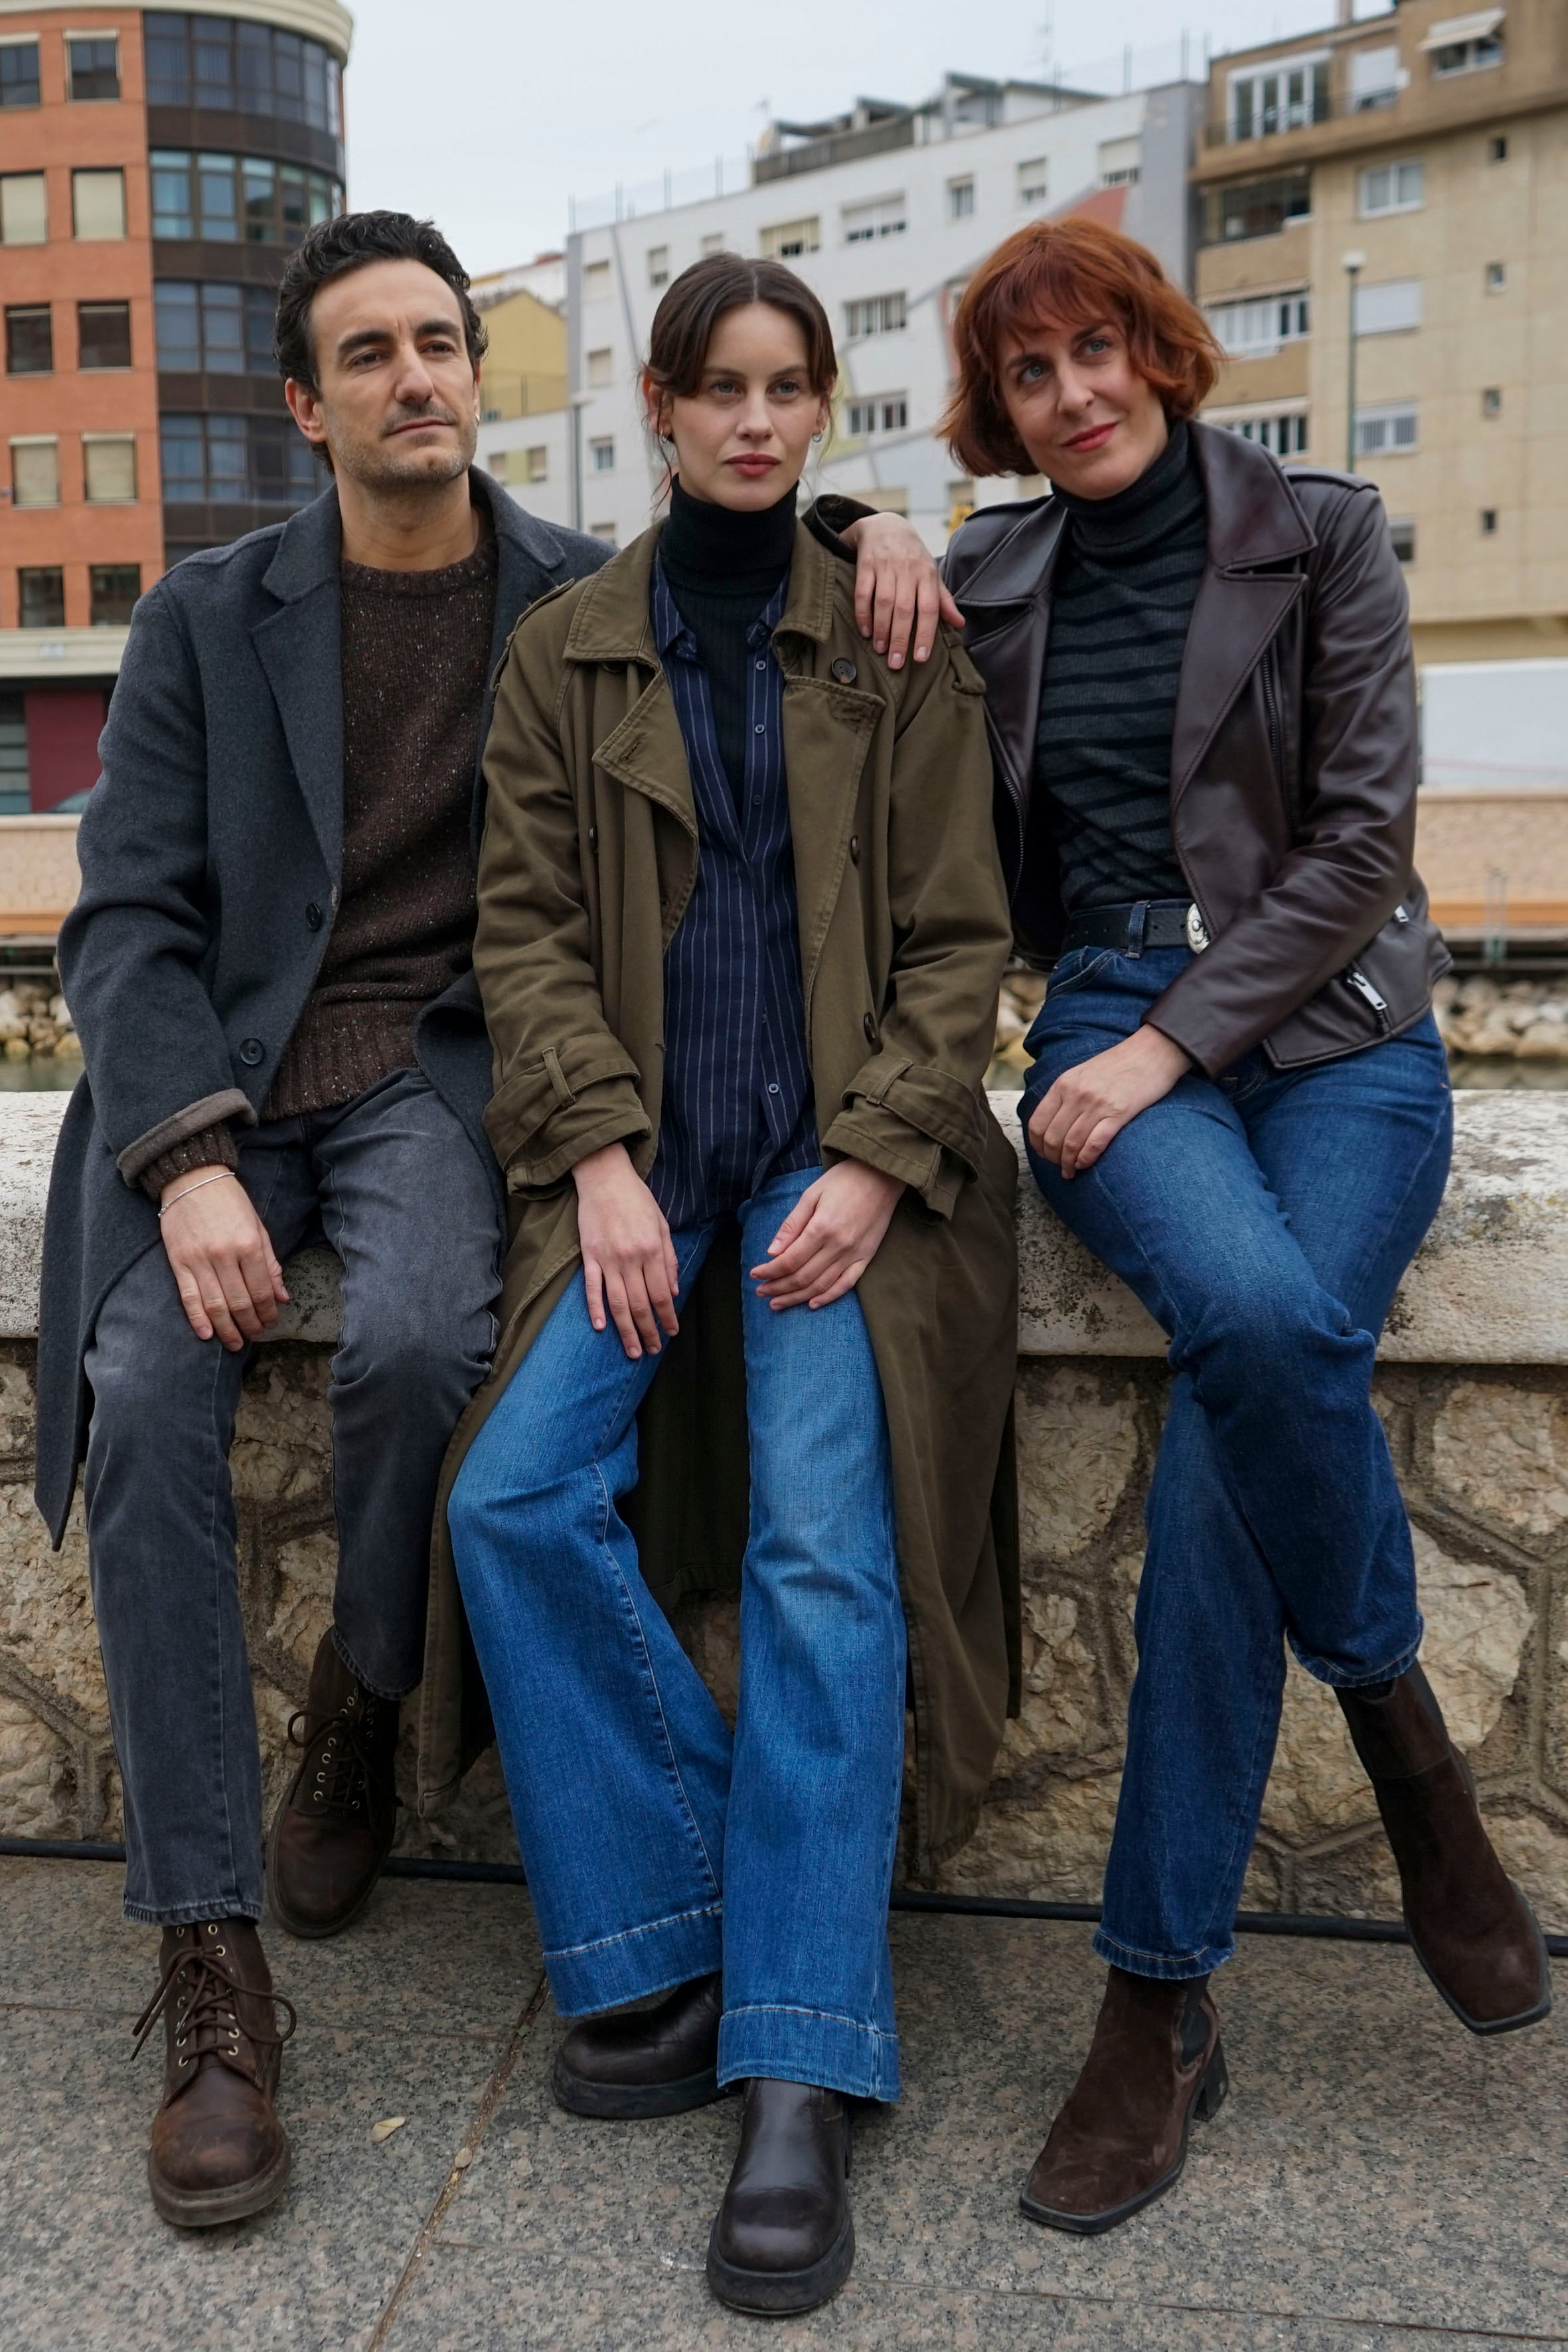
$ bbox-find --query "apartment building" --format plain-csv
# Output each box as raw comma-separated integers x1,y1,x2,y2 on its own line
1194,0,1568,665
540,71,1206,554
0,0,351,810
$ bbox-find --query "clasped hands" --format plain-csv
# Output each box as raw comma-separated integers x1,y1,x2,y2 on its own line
572,1142,904,1362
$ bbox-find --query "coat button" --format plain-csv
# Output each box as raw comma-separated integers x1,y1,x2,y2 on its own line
849,834,860,865
238,1038,264,1067
863,1013,878,1045
587,825,599,852
831,657,857,684
305,902,323,929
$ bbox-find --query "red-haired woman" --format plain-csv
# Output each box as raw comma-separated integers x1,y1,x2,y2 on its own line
942,216,1551,2235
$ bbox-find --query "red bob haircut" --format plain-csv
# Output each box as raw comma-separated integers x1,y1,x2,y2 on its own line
941,215,1222,477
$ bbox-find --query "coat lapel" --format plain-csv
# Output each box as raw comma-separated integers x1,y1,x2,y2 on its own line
252,489,345,883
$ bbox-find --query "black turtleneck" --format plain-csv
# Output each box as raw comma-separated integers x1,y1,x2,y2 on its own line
659,477,797,807
1026,418,1208,928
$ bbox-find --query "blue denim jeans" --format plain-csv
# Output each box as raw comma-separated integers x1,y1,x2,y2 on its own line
1022,945,1453,1979
448,1165,907,2101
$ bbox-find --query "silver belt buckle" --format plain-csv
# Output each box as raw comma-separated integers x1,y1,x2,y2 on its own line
1185,902,1210,953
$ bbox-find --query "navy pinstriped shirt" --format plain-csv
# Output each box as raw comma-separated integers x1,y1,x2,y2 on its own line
648,556,819,1229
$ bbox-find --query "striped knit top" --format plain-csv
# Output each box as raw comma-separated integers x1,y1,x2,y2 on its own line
1028,420,1208,917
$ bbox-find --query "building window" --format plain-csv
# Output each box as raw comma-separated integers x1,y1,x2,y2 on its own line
1354,277,1421,336
844,395,909,437
1348,44,1402,110
761,217,821,258
589,437,615,473
526,445,548,483
1209,172,1311,243
1098,138,1141,188
1206,290,1310,357
160,413,316,507
1428,25,1504,75
1480,507,1499,533
0,39,40,107
150,152,341,246
78,302,133,370
1221,410,1308,458
1490,134,1508,161
1354,402,1419,456
10,438,59,507
1228,54,1330,139
582,260,611,299
68,36,120,101
19,568,64,629
1486,260,1506,291
1359,159,1424,216
947,179,975,221
842,195,905,242
155,281,274,373
700,232,726,256
1017,159,1049,207
1388,518,1416,563
5,305,52,374
84,435,137,503
1,173,48,246
586,347,613,388
72,169,127,241
90,564,141,625
143,13,343,138
0,692,26,813
1482,386,1502,416
843,293,907,339
487,449,509,482
647,246,669,288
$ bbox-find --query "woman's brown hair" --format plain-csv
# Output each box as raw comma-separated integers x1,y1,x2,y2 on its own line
641,252,838,416
940,216,1222,477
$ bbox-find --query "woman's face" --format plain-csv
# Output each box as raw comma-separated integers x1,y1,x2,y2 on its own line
649,301,830,510
997,315,1169,499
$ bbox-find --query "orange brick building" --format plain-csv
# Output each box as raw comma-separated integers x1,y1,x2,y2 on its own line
0,0,351,813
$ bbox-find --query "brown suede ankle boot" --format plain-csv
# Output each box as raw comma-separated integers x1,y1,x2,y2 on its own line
1020,1969,1227,2236
135,1919,296,2228
1338,1663,1551,2034
267,1629,400,1940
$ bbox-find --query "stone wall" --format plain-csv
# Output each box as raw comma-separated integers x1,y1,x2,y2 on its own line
5,1091,1568,1926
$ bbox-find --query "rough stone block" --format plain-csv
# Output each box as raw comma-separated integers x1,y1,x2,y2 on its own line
1431,1378,1568,1547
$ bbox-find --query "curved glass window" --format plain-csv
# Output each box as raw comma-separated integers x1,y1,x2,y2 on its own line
151,151,342,246
145,13,343,139
161,412,316,506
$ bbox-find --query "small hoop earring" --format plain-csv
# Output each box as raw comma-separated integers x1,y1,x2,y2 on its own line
812,428,824,443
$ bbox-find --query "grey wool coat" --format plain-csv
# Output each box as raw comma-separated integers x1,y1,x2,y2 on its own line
34,469,611,1544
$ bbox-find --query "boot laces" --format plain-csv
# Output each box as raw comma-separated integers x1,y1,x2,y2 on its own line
285,1690,384,1818
131,1924,297,2080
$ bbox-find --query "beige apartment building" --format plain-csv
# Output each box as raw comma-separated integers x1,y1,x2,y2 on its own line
1193,0,1568,665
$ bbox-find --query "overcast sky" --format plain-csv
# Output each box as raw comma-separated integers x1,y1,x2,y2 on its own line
345,0,1330,277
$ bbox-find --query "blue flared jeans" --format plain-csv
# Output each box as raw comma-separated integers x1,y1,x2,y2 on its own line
447,1165,907,2101
1022,943,1453,1980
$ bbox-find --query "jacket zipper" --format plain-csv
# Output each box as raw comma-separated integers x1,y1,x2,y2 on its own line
1342,963,1392,1032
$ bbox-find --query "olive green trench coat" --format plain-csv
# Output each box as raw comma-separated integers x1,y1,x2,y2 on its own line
416,519,1020,1875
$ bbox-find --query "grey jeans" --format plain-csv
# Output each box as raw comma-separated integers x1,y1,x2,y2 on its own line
83,1069,501,1926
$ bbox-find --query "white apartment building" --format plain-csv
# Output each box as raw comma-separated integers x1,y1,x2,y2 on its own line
555,72,1207,552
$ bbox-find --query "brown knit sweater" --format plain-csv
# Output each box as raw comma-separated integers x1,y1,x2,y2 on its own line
145,520,497,1197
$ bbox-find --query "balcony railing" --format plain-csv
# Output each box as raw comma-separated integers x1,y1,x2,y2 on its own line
1204,85,1402,145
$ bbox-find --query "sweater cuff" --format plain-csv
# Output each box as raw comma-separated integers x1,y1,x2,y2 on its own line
139,1123,240,1204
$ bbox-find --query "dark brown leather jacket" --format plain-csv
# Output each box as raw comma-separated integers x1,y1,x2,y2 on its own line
943,422,1450,1075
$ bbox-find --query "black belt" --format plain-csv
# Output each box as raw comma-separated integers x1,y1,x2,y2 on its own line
1059,900,1207,957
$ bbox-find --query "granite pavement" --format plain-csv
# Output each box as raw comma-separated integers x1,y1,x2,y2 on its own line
1,1855,1564,2351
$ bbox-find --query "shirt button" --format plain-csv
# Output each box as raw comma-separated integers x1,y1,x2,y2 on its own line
305,902,322,929
755,659,767,671
753,724,765,735
768,1083,780,1095
238,1038,265,1067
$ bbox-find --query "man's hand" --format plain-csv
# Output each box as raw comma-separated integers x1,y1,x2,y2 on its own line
840,512,965,670
159,1166,289,1350
750,1161,905,1311
1027,1027,1192,1180
573,1141,680,1360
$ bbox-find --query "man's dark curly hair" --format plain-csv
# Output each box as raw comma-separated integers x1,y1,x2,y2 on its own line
273,210,488,392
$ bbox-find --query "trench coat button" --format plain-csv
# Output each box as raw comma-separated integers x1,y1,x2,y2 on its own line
305,902,323,929
238,1038,265,1067
863,1013,878,1045
831,657,857,683
849,834,861,865
587,825,599,853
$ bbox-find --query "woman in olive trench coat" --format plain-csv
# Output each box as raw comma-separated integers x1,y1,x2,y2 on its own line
416,515,1020,1880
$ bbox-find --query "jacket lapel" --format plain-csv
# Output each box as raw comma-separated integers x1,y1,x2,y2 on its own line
252,489,345,883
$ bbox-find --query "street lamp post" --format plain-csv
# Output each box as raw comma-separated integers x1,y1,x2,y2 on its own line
1342,248,1366,473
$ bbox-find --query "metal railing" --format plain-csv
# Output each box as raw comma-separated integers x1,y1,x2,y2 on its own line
1204,85,1403,145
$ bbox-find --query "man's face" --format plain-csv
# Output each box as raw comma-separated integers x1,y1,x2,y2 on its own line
285,258,479,491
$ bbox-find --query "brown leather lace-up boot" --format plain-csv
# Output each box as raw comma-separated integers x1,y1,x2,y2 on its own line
1020,1969,1227,2236
1338,1663,1551,2033
135,1918,296,2228
267,1629,400,1940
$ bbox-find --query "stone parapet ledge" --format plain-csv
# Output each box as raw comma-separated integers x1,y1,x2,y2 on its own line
7,1089,1568,1357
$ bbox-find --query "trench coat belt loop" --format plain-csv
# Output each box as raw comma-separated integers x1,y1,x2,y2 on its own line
541,1047,575,1108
